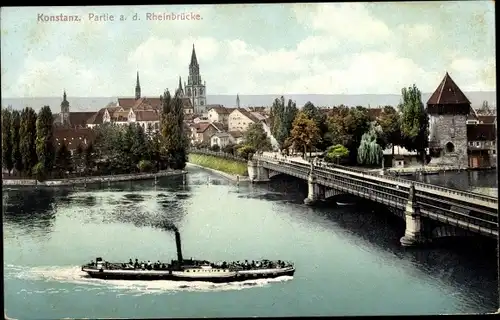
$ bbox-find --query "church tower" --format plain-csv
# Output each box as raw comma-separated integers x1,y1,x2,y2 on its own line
135,71,141,100
427,72,470,168
177,76,184,97
185,44,207,114
60,90,70,126
236,94,240,108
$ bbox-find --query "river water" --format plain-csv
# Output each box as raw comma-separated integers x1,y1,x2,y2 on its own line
3,167,498,319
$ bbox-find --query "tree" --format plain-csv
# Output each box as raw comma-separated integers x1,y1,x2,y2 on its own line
302,101,329,150
357,126,383,166
479,100,491,115
54,143,72,177
325,144,349,164
35,105,55,175
137,159,153,172
2,108,14,175
398,85,429,163
288,111,321,156
131,123,148,163
73,144,84,174
326,106,370,164
237,145,256,160
222,143,235,154
377,105,401,155
210,144,220,152
160,89,188,170
269,96,298,147
19,107,38,176
10,110,23,175
83,142,95,175
244,122,272,151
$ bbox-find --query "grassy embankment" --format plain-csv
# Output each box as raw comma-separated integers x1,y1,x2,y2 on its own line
188,154,248,176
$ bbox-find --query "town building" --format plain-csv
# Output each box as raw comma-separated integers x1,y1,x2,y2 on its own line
87,72,194,131
210,132,232,148
207,106,234,128
53,127,96,154
188,122,221,145
53,91,95,128
228,108,262,132
427,72,496,169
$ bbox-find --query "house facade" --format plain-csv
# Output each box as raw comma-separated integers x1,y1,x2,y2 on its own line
228,108,261,132
189,123,221,145
210,132,231,148
207,106,234,126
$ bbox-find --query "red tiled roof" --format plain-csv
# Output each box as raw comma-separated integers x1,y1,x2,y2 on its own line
234,108,260,123
135,110,159,121
427,72,471,106
467,124,496,141
208,106,230,114
86,108,106,125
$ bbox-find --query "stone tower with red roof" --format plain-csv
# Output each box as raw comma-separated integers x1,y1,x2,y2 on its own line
426,72,471,168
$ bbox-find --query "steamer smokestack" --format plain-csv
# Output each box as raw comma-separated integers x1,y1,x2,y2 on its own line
175,230,183,262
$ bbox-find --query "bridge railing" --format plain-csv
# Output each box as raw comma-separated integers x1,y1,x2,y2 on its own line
253,154,498,203
188,148,247,163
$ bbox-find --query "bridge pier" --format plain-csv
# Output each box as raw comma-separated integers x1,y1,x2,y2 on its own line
304,172,325,206
247,159,270,183
400,183,430,247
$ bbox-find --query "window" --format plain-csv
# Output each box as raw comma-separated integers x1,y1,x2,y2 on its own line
475,142,480,147
469,141,473,146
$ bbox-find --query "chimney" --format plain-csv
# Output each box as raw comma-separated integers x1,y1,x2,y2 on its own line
175,230,183,262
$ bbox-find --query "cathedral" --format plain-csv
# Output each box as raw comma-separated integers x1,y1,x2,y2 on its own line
180,44,207,114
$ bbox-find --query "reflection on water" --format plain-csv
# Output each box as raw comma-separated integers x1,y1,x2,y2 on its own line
2,166,499,317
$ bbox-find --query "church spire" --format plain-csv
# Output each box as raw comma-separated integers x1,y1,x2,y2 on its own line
236,94,240,108
135,71,141,100
190,44,198,67
178,76,184,96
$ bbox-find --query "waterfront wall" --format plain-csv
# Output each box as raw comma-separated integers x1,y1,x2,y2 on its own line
187,153,249,177
2,170,185,187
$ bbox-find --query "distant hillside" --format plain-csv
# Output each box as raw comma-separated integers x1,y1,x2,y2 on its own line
1,92,496,112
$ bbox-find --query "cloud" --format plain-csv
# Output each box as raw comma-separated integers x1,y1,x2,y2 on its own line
2,3,495,98
8,55,114,97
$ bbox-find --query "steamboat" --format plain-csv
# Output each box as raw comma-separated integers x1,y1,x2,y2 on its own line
81,229,295,283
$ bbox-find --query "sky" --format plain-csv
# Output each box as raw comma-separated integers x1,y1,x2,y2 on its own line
0,2,496,98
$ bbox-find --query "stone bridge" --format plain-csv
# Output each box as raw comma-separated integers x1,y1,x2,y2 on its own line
248,154,498,247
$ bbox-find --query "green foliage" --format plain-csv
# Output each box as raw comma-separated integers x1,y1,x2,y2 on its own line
326,106,370,163
73,144,84,173
302,101,329,149
357,127,383,165
10,110,23,174
398,84,429,159
84,142,95,175
288,111,321,155
54,143,72,176
222,143,235,154
160,89,188,170
376,105,401,151
32,162,46,182
2,107,14,174
35,105,55,174
244,122,272,151
188,154,248,176
479,100,491,115
210,144,220,152
269,96,298,147
137,159,154,173
19,107,38,175
325,144,349,163
237,145,256,160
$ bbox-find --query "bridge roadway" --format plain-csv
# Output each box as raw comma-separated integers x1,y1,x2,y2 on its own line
249,153,498,245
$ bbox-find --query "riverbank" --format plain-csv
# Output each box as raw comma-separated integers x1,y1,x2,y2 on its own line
186,163,250,182
1,170,186,187
187,154,249,181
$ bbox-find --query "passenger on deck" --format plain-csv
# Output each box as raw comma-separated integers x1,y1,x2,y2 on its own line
134,259,139,269
147,261,152,270
141,262,145,270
